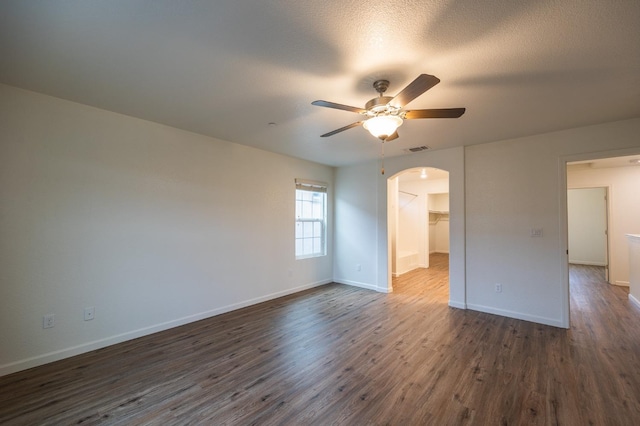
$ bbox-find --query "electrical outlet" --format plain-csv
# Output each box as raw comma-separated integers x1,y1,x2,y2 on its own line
84,306,95,321
495,283,502,293
356,264,361,272
43,314,55,329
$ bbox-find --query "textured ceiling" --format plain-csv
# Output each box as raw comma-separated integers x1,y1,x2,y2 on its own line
1,1,639,167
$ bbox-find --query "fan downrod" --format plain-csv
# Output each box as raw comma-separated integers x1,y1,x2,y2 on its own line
366,79,394,111
373,80,390,96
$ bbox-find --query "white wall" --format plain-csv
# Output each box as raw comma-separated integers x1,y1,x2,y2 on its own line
568,165,640,286
394,177,447,275
335,118,640,328
334,147,466,307
433,219,450,254
333,161,381,291
466,119,640,327
397,179,428,272
430,193,450,212
0,84,334,376
428,193,450,254
397,190,420,257
627,235,640,308
389,177,398,276
396,179,450,265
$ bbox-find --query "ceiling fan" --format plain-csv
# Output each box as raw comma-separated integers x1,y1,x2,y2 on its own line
312,74,465,142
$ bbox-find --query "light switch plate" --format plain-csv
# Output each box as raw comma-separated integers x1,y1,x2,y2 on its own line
530,228,543,237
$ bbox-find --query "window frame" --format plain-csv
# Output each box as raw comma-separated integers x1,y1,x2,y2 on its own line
295,179,328,259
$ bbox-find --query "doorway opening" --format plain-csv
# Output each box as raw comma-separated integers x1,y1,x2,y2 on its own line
564,153,640,326
388,167,450,299
567,186,609,280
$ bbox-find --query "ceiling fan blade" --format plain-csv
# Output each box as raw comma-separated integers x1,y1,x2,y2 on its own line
384,131,399,142
312,100,367,114
388,74,440,109
320,121,364,137
404,108,466,119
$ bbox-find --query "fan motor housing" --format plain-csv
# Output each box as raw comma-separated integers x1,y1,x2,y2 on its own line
365,96,394,113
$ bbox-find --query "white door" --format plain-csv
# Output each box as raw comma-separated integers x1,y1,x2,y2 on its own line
567,187,609,278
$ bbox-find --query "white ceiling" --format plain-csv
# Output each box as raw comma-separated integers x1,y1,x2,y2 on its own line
1,1,639,167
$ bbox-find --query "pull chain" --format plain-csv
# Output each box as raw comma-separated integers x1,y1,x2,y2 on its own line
380,141,385,175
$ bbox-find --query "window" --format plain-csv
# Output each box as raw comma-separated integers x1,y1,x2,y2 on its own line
295,179,327,259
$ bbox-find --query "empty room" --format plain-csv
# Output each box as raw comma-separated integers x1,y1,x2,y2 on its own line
1,1,640,424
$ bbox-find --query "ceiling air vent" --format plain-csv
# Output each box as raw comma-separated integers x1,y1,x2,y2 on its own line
405,145,431,153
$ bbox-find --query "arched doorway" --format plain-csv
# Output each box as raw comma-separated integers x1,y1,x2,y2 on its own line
375,147,466,309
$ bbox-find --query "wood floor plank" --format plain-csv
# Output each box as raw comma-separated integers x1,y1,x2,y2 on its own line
1,255,640,424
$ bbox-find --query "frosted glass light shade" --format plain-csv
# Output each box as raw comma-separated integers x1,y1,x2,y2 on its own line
363,115,403,139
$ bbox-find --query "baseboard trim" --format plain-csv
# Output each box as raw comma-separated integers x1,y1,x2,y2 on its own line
392,267,419,277
466,303,566,328
448,300,466,309
0,279,332,377
569,261,607,267
334,278,390,293
630,294,640,310
614,280,630,287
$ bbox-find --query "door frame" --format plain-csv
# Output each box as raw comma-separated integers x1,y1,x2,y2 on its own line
559,147,640,328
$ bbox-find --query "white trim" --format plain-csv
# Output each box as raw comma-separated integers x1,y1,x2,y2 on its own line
448,300,466,309
614,280,630,287
467,303,566,328
630,294,640,309
0,279,331,377
333,278,391,293
568,261,608,267
393,267,420,277
295,178,328,192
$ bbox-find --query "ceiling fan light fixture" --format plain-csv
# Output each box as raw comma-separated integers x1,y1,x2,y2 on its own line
363,115,403,140
312,74,464,140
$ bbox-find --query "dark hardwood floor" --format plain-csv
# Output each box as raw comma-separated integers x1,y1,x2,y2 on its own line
1,255,639,425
